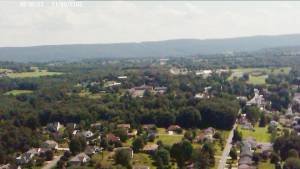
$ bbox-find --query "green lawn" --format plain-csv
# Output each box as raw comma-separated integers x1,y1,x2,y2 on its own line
4,90,33,96
258,160,275,169
155,128,184,145
238,125,271,142
92,151,114,167
92,151,155,169
7,70,62,78
228,67,291,85
132,153,155,169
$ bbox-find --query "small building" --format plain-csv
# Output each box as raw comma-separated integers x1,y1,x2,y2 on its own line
118,76,128,80
47,122,61,132
81,130,94,138
117,124,131,130
128,129,138,138
91,122,102,130
246,89,266,109
0,164,18,169
142,124,156,131
154,87,167,95
204,127,216,136
69,153,90,166
106,133,120,143
167,125,182,134
66,123,78,130
269,120,279,128
241,122,254,131
16,148,40,165
84,146,98,156
143,144,158,154
133,165,150,169
41,140,58,150
238,164,256,169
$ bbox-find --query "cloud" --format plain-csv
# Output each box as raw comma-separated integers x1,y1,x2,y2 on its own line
1,1,300,46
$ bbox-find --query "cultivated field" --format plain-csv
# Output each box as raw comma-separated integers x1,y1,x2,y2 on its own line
228,67,291,85
4,90,33,96
7,70,62,78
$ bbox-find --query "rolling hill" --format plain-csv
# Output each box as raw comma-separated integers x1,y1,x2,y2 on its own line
1,34,300,62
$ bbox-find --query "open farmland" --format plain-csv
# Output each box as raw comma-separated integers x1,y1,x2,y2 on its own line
7,70,62,78
228,67,291,85
4,90,33,96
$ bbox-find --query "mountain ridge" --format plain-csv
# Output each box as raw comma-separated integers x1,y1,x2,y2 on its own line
2,33,300,62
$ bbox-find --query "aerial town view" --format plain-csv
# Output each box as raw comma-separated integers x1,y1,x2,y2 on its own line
1,1,300,169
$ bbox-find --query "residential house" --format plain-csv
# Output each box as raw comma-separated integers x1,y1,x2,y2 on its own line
81,130,94,138
41,140,58,150
238,164,256,169
194,127,216,143
194,133,209,143
195,70,212,77
238,139,256,169
241,122,254,131
154,87,167,95
269,120,279,128
246,89,266,109
142,124,156,132
106,133,120,143
66,123,78,130
69,153,90,166
0,164,19,169
129,85,153,98
91,122,102,130
16,148,40,165
258,143,273,157
204,127,216,136
244,137,257,149
279,116,292,127
128,129,138,138
104,81,121,88
133,165,150,169
117,124,131,130
118,76,127,80
143,144,158,154
84,146,100,156
286,105,294,116
47,122,61,132
167,125,182,135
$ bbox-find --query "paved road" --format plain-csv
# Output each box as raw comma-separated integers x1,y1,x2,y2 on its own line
42,155,62,169
217,123,238,169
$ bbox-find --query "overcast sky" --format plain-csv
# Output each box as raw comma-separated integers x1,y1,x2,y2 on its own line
1,1,300,47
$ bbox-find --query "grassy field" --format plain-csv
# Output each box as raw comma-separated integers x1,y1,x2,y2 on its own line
238,125,271,142
92,151,114,167
154,128,184,146
258,160,275,169
7,70,62,78
78,90,102,99
91,151,155,169
4,90,33,96
132,153,156,169
228,67,291,85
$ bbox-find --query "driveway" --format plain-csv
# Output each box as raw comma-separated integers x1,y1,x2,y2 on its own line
42,155,62,169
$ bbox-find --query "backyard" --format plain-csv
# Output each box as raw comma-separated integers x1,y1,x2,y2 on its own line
238,125,271,142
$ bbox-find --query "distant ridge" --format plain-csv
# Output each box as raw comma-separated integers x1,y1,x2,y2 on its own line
1,34,300,62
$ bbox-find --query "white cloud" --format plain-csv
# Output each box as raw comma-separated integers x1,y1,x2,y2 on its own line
1,1,300,46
